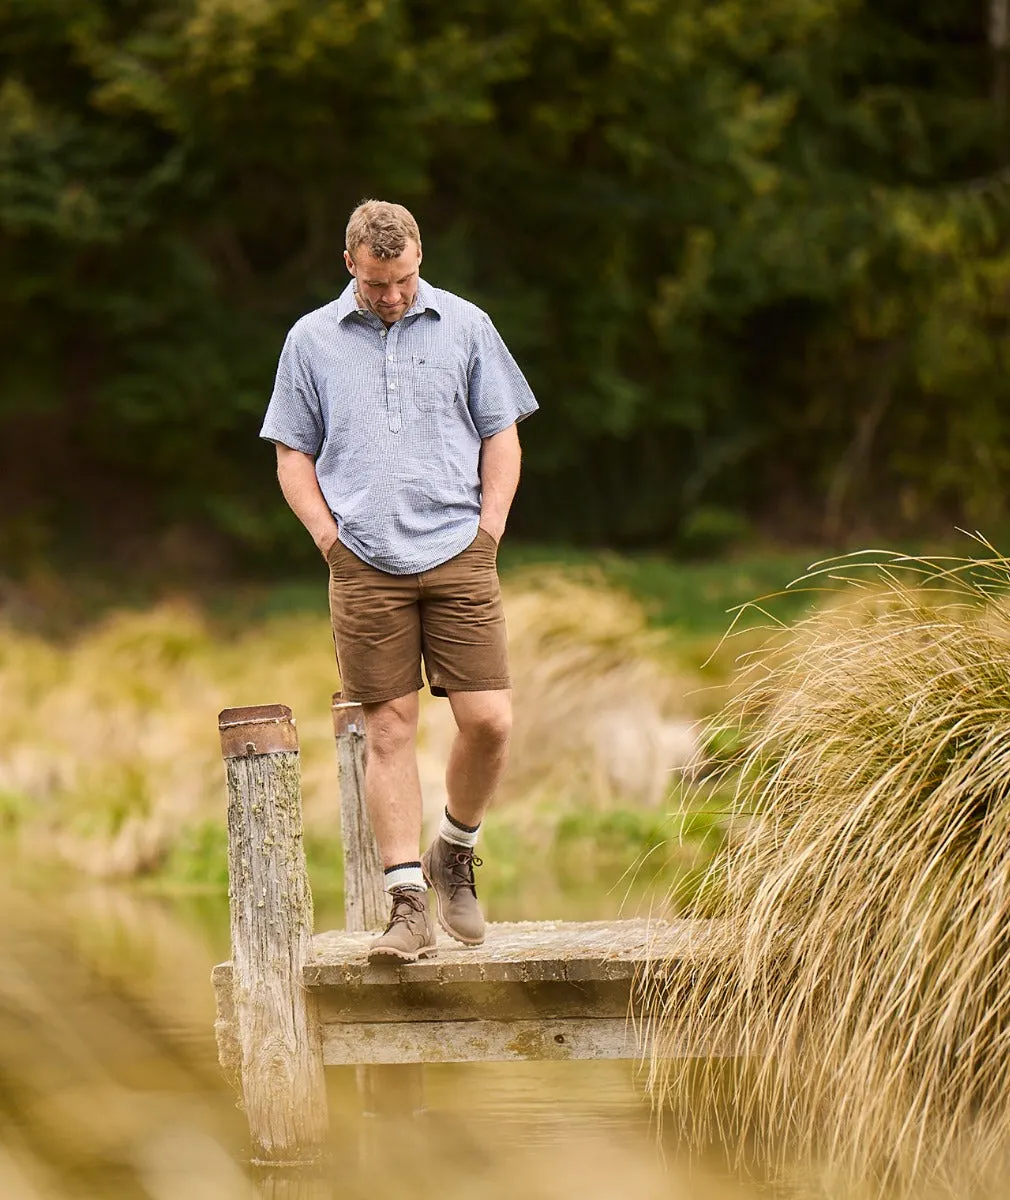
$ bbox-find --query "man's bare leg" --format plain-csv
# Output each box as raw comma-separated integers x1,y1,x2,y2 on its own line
422,689,512,945
362,691,423,869
444,688,513,826
363,691,436,962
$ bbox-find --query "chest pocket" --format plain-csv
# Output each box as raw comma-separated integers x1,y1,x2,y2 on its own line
410,355,459,412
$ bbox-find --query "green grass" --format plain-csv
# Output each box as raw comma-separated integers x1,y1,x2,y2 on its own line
500,545,821,634
154,801,724,925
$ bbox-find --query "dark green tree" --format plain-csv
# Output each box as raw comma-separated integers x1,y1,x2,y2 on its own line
0,0,1006,565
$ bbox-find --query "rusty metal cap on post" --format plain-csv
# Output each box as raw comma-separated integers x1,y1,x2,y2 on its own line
331,692,365,736
218,704,298,758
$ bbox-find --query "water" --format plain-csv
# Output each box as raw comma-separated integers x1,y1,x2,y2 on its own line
0,870,749,1200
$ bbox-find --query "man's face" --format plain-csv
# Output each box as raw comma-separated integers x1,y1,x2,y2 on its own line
344,241,422,324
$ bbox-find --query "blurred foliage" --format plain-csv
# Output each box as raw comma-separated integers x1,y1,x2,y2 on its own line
0,567,717,882
2,0,1009,563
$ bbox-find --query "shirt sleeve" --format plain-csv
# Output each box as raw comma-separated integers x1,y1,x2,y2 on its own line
259,327,324,455
466,313,539,439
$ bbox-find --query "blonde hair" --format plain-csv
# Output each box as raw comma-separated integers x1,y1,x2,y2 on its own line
345,199,421,260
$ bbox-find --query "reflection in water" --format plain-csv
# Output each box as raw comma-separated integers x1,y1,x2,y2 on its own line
0,878,752,1200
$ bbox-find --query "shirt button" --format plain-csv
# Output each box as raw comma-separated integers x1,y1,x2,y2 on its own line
389,383,397,390
380,330,387,338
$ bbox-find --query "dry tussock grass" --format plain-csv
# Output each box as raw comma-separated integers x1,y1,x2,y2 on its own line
0,602,340,876
645,547,1010,1196
0,571,700,877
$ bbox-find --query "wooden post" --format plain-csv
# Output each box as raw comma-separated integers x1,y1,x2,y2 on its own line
255,1169,332,1200
218,704,328,1163
331,694,386,931
356,1063,426,1114
255,1167,332,1200
330,694,427,1152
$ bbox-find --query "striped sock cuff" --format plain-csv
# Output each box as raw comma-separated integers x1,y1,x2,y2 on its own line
384,862,426,892
440,808,480,849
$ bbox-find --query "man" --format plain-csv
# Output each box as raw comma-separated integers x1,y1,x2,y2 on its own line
260,199,538,962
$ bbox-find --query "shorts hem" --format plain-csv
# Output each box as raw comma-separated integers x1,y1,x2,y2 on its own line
342,682,424,706
430,677,512,696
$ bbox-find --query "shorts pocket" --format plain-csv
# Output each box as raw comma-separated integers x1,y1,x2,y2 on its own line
411,356,458,411
476,526,499,550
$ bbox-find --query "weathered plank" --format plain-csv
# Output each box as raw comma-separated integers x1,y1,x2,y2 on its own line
316,977,632,1024
331,695,386,932
214,915,727,1067
321,1017,651,1064
218,705,328,1163
305,918,715,987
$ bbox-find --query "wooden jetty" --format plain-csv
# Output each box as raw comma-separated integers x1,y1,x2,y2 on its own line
211,699,713,1165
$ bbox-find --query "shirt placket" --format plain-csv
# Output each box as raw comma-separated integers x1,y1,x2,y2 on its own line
383,324,401,433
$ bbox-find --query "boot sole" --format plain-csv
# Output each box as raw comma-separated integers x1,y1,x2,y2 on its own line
367,943,437,964
422,860,485,947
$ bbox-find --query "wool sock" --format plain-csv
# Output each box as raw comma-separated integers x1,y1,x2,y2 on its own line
439,807,480,850
384,861,426,892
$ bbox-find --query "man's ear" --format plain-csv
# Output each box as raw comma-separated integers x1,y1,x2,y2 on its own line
343,249,355,276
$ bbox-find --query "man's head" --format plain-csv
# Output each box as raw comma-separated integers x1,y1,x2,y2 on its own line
344,200,422,324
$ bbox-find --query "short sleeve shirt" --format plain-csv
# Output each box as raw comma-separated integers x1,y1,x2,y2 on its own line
260,280,538,574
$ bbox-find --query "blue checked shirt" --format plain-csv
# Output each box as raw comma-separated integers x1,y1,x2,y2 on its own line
260,279,538,574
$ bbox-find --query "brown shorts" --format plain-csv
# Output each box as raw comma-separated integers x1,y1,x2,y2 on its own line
327,527,511,704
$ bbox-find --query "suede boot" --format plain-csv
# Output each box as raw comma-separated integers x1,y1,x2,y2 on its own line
367,888,437,962
421,838,485,946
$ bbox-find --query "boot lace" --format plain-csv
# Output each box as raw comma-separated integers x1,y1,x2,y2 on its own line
447,849,483,898
383,888,427,932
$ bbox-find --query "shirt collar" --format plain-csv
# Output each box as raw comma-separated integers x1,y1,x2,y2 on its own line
335,281,360,323
336,278,441,324
413,278,441,317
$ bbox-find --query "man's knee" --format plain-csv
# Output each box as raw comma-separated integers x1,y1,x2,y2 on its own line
363,693,418,757
457,694,512,750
